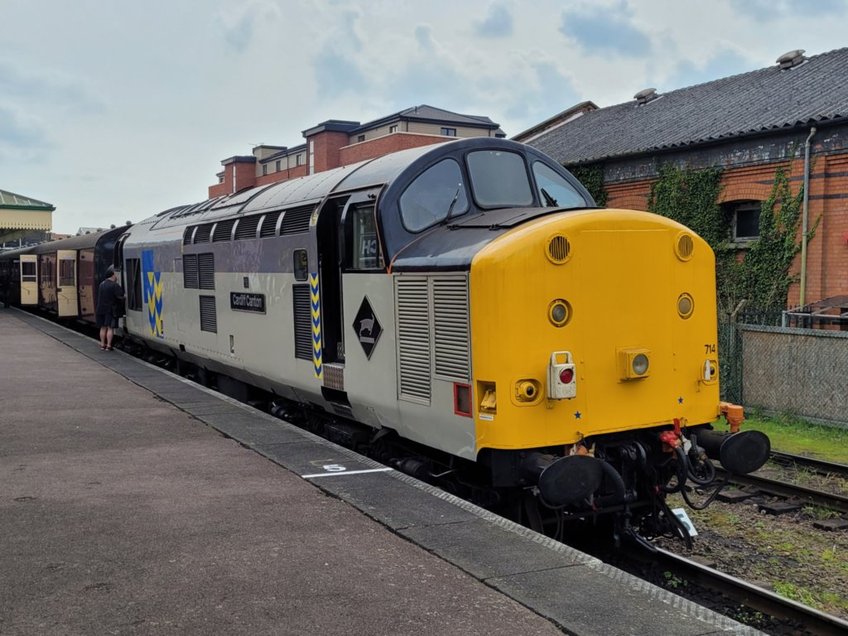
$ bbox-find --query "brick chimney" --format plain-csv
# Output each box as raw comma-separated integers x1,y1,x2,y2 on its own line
208,156,256,198
301,120,360,174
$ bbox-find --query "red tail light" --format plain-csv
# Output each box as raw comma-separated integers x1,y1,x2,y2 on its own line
559,368,574,384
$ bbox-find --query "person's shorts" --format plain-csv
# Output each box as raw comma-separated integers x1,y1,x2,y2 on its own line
95,312,118,328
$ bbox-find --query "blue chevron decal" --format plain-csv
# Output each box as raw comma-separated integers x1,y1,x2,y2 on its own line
309,272,322,379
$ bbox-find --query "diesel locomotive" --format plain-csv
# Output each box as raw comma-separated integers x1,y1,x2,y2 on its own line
0,137,769,543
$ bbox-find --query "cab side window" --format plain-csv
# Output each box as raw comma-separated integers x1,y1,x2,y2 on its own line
349,205,384,270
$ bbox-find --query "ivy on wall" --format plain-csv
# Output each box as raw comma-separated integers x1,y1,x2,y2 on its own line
568,163,608,207
646,163,811,315
731,167,813,312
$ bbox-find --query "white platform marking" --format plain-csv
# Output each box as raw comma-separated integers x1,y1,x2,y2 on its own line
302,467,394,479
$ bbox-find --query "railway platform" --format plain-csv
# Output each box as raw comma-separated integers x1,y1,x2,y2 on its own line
0,307,761,635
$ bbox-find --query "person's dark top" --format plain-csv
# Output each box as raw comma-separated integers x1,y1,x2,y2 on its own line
96,278,124,314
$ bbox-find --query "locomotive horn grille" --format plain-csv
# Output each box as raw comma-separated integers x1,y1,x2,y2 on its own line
546,235,571,264
675,233,694,261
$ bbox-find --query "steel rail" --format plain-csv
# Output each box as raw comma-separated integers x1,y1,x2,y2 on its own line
653,547,848,636
719,469,848,515
769,451,848,479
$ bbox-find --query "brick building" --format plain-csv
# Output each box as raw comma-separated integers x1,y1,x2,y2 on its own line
518,48,848,310
209,105,504,198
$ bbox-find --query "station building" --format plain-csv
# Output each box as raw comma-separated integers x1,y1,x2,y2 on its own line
0,189,54,250
518,48,848,311
208,105,505,198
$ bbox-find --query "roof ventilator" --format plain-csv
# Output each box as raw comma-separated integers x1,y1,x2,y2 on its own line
634,88,659,105
777,49,806,70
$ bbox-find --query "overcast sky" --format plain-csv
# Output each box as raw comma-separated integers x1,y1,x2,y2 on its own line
2,0,846,234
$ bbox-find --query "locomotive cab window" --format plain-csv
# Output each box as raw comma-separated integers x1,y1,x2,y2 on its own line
466,150,533,208
532,161,587,209
400,159,469,232
293,249,308,281
349,205,384,270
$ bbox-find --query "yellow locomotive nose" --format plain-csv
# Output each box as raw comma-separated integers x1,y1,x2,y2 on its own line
470,209,719,451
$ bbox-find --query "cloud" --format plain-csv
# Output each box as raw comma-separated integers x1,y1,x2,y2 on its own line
216,1,281,53
667,49,752,90
559,4,651,57
415,25,435,52
504,61,579,125
730,0,846,22
0,105,50,164
475,4,513,38
0,62,103,114
312,49,367,99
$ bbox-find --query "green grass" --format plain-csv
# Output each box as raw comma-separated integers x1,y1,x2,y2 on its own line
740,413,848,464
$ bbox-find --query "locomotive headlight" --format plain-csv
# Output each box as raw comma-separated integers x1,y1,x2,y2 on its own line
632,354,649,376
620,348,650,380
548,299,571,327
677,293,694,319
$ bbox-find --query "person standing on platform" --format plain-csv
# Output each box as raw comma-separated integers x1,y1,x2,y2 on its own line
96,267,124,351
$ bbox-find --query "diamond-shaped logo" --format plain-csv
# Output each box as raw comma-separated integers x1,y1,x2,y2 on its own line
353,296,382,359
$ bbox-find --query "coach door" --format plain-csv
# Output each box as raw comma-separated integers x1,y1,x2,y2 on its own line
19,255,38,305
56,249,79,317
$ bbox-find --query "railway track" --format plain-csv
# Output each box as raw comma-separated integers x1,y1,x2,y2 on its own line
650,547,848,636
717,452,848,516
769,451,848,478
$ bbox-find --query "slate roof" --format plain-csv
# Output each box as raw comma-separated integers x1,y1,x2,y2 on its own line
355,104,504,135
527,48,848,165
0,189,55,211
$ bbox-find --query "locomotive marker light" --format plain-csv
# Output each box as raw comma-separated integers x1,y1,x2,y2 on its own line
677,292,694,319
547,351,576,399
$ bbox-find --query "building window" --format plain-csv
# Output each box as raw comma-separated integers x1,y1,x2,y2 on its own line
296,154,303,166
357,134,365,143
275,160,281,171
218,175,224,184
441,127,457,137
389,125,398,133
262,164,268,176
725,200,761,242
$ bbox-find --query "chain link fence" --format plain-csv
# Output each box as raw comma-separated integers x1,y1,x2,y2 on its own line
718,309,848,427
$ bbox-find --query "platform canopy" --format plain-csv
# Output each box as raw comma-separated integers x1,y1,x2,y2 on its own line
0,189,55,245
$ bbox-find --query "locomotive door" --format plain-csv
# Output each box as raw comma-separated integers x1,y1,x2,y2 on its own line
315,189,381,369
19,254,37,305
56,249,79,317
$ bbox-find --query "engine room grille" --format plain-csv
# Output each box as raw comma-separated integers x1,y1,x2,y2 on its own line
292,284,312,360
212,219,236,242
183,254,199,288
395,277,431,403
199,295,217,333
432,277,470,380
235,215,261,240
259,211,282,238
198,253,215,290
281,206,313,235
183,227,195,245
194,223,213,243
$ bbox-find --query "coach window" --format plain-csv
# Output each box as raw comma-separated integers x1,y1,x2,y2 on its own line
400,159,469,232
349,205,384,270
21,261,36,282
532,162,587,209
467,150,533,208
